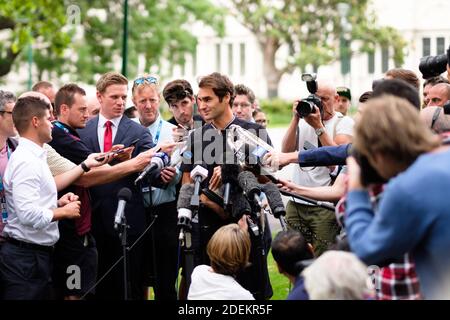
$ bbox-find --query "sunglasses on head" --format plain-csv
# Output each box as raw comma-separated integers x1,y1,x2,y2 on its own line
133,76,158,86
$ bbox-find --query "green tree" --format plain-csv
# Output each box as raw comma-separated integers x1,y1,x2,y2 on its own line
228,0,406,97
72,0,224,83
0,0,70,78
1,0,224,85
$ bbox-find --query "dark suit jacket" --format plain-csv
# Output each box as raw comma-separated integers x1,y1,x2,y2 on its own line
78,116,154,237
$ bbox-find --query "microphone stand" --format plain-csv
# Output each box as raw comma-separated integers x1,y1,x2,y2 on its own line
247,196,267,301
117,214,131,300
183,179,200,290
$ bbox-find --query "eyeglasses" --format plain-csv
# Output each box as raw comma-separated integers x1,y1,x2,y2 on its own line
133,76,158,87
0,111,13,115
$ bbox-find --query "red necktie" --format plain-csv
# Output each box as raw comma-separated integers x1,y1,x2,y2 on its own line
104,120,112,152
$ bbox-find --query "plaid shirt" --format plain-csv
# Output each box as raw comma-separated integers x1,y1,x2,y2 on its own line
336,182,422,300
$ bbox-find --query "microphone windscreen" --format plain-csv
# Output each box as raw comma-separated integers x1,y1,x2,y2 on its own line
237,171,260,196
231,192,251,219
177,183,194,209
262,183,286,218
117,187,132,201
221,164,240,184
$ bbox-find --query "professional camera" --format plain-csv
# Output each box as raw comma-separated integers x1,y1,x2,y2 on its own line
419,45,450,79
296,73,323,117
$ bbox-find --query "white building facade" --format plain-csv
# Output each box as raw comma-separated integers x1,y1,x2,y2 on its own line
170,0,450,101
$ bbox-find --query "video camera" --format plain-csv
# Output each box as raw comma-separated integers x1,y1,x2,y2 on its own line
296,73,323,118
419,44,450,79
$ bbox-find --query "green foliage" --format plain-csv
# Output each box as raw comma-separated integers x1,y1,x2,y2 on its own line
260,98,293,127
0,0,70,76
0,0,224,85
228,0,406,96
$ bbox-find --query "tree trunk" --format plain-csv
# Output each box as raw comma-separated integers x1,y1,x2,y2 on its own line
260,37,283,98
0,48,19,77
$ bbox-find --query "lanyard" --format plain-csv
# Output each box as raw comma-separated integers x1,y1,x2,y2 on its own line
53,121,80,141
0,144,11,223
153,119,163,145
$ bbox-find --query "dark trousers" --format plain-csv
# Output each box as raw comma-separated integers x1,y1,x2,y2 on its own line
144,201,178,300
0,241,52,300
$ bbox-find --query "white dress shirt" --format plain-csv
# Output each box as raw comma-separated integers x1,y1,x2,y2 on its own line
97,114,123,152
3,138,59,246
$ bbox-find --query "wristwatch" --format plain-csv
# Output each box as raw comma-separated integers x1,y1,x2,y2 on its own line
80,162,90,172
315,127,325,137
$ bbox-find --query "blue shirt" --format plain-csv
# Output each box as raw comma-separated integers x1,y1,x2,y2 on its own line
287,276,309,300
345,149,450,299
298,144,350,167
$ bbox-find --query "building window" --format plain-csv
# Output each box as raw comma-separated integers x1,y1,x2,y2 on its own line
216,43,221,72
240,43,246,76
381,47,389,73
228,43,233,75
422,37,431,57
437,37,445,55
368,52,375,74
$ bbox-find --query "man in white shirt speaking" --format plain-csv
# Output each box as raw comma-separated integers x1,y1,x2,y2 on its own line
0,96,90,300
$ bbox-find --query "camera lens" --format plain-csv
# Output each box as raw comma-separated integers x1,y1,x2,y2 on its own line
419,54,448,79
296,100,315,117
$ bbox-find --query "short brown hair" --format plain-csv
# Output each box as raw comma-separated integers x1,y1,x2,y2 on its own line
13,96,50,134
354,95,440,167
96,72,128,94
234,84,255,104
198,72,234,106
386,68,420,90
163,79,193,105
32,81,53,92
207,223,250,276
55,83,86,115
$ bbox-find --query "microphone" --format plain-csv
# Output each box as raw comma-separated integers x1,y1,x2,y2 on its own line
134,152,170,184
237,171,263,207
177,184,195,241
231,192,251,220
114,187,132,230
221,164,240,209
261,182,286,219
190,164,208,207
230,193,259,236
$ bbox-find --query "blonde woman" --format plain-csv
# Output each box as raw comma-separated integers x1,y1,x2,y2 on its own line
188,218,254,300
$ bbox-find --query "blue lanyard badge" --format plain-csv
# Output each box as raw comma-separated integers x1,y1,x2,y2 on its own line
153,120,163,145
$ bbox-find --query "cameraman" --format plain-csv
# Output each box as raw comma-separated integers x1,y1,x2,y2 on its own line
281,81,353,255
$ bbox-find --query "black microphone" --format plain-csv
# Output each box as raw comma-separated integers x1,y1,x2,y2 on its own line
221,164,240,208
114,187,132,230
231,192,251,220
237,171,262,206
177,184,195,241
231,193,259,236
261,182,286,219
134,152,170,184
